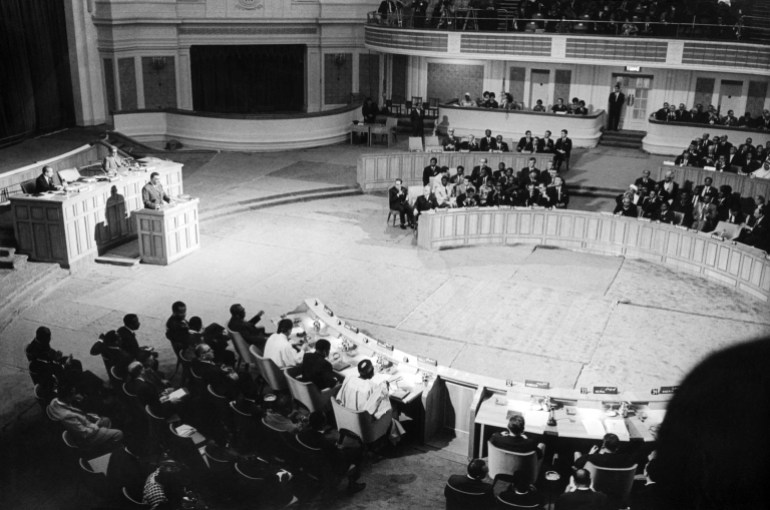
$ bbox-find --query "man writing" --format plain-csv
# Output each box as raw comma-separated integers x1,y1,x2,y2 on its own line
142,172,171,209
337,359,391,419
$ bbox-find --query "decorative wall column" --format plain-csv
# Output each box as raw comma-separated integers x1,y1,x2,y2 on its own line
177,48,193,110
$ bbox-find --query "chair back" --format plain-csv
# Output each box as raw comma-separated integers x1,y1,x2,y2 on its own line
486,441,541,484
584,461,637,508
331,394,392,444
444,481,491,510
673,211,685,225
407,185,423,206
20,180,37,194
249,344,289,391
284,366,334,413
409,137,424,152
227,328,251,368
385,116,398,130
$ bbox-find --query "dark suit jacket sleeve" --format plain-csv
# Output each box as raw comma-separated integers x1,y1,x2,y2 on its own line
35,175,55,193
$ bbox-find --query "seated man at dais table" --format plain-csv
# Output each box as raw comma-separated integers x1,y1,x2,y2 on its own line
491,415,545,458
337,359,391,419
103,146,128,175
301,339,342,390
264,318,309,369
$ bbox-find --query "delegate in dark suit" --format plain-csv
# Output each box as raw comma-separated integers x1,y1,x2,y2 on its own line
479,136,498,152
608,86,625,131
35,173,58,193
555,489,609,510
554,133,572,170
444,474,494,510
301,350,339,390
422,161,439,186
389,181,414,228
490,431,543,458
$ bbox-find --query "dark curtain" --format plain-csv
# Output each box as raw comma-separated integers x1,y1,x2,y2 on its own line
191,45,305,114
0,0,75,146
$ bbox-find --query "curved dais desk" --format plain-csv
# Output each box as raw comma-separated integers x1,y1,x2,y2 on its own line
644,119,770,156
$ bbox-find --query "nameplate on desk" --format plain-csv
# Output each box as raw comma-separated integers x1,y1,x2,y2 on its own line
658,385,678,395
323,305,334,317
525,379,551,390
417,356,437,367
376,340,394,351
343,323,359,334
593,386,619,395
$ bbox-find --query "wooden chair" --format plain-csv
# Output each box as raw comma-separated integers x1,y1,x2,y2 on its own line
227,327,251,371
20,180,37,194
411,96,423,108
424,135,442,152
331,393,392,445
486,441,543,484
284,366,335,413
426,97,440,118
584,461,637,509
249,345,289,392
370,116,398,147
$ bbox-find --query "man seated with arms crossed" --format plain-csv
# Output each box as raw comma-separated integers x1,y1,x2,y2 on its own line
264,318,310,369
227,303,268,352
389,178,414,230
444,459,494,509
103,146,129,175
35,165,61,193
47,384,123,450
491,415,545,459
142,172,171,209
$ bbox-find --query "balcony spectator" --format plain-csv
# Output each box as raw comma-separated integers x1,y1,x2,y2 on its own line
532,99,546,112
722,109,739,126
551,98,568,113
459,93,475,107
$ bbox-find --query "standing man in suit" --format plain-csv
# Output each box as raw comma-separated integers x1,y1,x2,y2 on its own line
608,83,625,131
35,166,60,193
389,178,414,229
554,129,572,171
142,172,171,209
422,157,439,186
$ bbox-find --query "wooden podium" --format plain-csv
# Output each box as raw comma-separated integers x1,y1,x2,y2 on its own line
135,198,200,265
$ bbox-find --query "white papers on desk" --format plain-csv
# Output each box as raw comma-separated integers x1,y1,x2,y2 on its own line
643,409,666,426
582,418,607,438
523,410,549,433
175,424,206,445
604,418,630,441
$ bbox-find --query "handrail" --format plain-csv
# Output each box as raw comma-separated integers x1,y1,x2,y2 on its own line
367,12,770,43
648,118,770,134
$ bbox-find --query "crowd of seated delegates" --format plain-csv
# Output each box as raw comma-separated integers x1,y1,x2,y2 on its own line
459,90,589,115
653,103,770,131
442,126,572,166
672,132,770,178
33,301,386,508
613,168,769,250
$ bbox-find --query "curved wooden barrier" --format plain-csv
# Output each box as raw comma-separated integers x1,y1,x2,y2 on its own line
644,119,770,156
357,153,557,191
417,208,770,301
652,164,770,200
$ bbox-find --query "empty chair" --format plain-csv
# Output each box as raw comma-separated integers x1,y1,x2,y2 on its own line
284,366,335,413
249,344,289,392
409,137,424,152
370,116,398,147
584,461,637,509
487,442,542,484
331,395,392,445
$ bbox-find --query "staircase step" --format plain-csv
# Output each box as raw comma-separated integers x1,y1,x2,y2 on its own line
600,140,644,149
95,255,140,267
0,261,68,331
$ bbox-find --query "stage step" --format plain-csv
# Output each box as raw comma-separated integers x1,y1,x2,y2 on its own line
599,130,645,150
0,260,68,331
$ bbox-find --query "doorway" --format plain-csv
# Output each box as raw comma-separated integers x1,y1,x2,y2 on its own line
719,80,743,116
612,74,653,131
530,70,550,109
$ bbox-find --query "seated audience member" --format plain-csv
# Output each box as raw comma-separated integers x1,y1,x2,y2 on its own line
738,204,769,250
641,189,663,219
518,157,540,185
413,185,437,220
666,104,678,122
692,196,719,232
658,170,679,203
443,129,460,151
634,169,656,191
532,99,546,112
199,321,236,367
675,103,692,122
495,134,509,152
722,109,739,126
456,183,477,207
302,339,342,391
521,183,540,207
574,432,634,469
192,343,246,400
477,179,494,206
752,160,770,180
537,182,554,207
227,304,268,351
462,134,480,152
480,129,497,151
165,301,190,354
654,337,770,510
714,155,730,172
675,149,697,167
500,93,520,111
517,130,536,153
422,157,440,186
337,359,391,419
389,178,414,229
556,469,608,510
497,470,544,509
553,176,569,209
444,459,494,509
35,166,60,193
433,175,455,208
741,153,762,174
574,100,588,115
470,158,492,188
126,358,185,419
673,192,694,226
264,318,308,369
295,412,366,496
116,313,144,359
657,201,676,223
491,415,545,458
725,204,744,225
554,130,572,170
47,384,123,449
100,329,133,379
459,92,475,107
539,130,555,153
103,146,128,174
361,97,378,124
28,326,85,392
714,185,734,220
450,166,465,184
485,92,499,109
614,194,639,217
653,102,670,121
551,98,568,113
142,172,171,209
631,459,664,510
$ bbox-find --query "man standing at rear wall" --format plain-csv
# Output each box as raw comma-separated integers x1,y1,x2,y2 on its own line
608,83,625,131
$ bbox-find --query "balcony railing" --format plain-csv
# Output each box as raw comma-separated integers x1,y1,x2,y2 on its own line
366,11,770,45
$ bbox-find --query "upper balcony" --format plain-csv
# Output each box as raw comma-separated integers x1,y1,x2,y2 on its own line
364,11,770,75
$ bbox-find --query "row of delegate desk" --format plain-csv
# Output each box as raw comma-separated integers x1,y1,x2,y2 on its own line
9,157,199,268
297,298,669,461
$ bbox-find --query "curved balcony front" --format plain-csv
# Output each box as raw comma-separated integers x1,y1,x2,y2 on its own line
364,25,770,75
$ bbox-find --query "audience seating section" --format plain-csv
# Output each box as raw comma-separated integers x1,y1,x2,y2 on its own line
331,391,393,445
284,365,335,413
249,344,289,392
486,441,542,484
